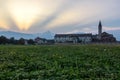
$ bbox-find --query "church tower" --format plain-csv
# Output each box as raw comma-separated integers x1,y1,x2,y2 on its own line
98,21,102,39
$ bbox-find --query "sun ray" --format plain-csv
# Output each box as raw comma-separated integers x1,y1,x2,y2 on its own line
7,0,42,31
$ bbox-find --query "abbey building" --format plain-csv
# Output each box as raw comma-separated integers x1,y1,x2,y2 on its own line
54,21,116,43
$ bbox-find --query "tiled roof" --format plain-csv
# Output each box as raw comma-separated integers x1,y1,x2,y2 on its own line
35,37,46,41
55,33,92,37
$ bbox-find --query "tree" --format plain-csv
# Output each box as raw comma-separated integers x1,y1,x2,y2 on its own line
18,38,25,45
0,36,8,44
9,37,15,44
27,39,35,45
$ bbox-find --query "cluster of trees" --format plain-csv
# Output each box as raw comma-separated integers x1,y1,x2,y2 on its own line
0,36,35,45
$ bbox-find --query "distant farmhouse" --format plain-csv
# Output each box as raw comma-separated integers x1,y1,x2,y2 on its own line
35,37,47,44
35,37,54,45
54,21,116,44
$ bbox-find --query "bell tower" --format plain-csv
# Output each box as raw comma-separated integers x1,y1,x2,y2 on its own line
98,21,102,39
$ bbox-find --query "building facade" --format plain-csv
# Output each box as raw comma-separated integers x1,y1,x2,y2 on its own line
55,34,92,43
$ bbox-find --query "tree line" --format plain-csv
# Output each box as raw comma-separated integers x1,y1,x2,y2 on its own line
0,36,35,45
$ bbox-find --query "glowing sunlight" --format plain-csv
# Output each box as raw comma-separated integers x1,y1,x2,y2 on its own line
7,0,42,31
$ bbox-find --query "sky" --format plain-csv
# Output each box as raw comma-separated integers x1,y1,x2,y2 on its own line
0,0,120,34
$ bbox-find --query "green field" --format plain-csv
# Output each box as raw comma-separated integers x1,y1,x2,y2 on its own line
0,45,120,80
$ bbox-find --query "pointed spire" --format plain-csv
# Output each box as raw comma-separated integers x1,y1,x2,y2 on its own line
98,20,102,27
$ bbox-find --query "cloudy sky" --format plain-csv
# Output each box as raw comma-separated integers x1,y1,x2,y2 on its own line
0,0,120,33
